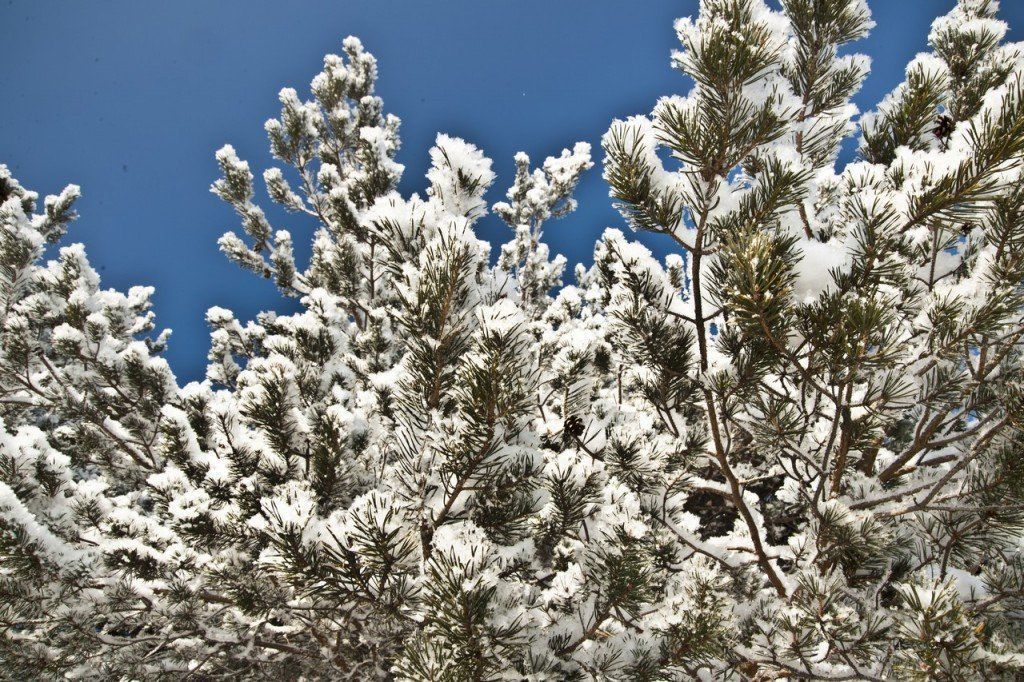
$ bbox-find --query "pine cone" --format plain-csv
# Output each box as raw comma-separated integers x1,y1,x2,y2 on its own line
564,414,585,439
933,114,954,140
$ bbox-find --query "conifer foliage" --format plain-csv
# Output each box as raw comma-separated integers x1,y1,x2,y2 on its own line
3,1,1024,679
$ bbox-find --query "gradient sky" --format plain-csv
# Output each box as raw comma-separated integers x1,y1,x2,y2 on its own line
2,1,1022,382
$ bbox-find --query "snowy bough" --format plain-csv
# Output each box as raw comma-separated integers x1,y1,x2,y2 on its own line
3,0,1024,678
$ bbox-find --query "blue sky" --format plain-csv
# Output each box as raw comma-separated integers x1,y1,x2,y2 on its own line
2,1,1022,382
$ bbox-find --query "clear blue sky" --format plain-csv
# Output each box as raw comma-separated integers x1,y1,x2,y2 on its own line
2,1,1021,382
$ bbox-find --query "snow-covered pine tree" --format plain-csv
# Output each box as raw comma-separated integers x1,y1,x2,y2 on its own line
4,0,1024,679
586,0,1024,677
0,166,181,676
109,36,593,677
